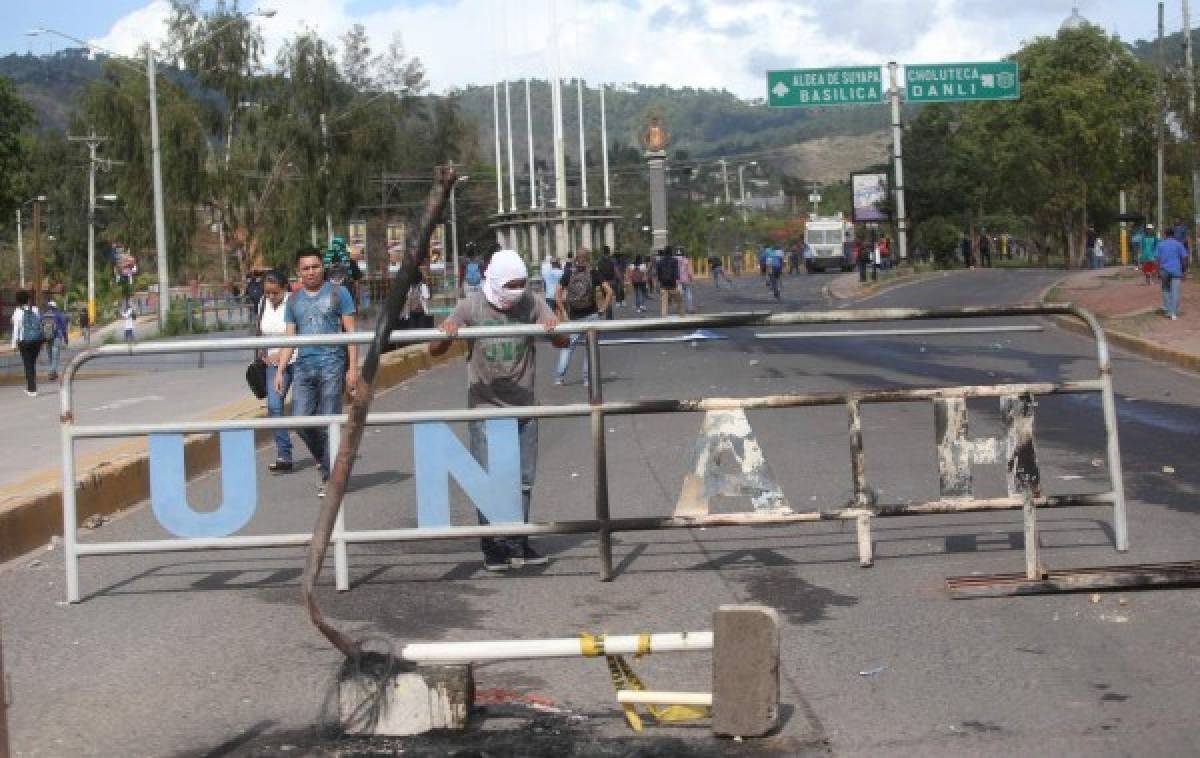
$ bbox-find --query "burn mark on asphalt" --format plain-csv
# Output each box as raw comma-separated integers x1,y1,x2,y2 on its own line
734,568,858,625
1101,692,1130,703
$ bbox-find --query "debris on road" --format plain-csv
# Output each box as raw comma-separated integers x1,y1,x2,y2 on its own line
1162,465,1175,474
82,514,109,529
858,665,887,677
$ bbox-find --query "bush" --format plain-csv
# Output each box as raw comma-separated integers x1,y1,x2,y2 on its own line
914,216,962,268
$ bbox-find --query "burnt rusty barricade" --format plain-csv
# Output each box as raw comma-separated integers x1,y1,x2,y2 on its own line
57,303,1126,602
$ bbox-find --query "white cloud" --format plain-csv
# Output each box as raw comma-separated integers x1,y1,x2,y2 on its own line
86,0,1153,99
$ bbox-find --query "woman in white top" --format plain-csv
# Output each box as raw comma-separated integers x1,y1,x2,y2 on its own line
259,271,296,472
402,269,433,329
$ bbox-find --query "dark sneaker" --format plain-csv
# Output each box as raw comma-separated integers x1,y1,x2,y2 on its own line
268,460,293,473
482,543,511,572
511,542,548,567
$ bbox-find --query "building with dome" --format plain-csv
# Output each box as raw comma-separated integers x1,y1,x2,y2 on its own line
1060,5,1089,32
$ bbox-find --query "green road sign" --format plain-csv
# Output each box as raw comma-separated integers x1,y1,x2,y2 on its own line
904,61,1019,103
767,67,885,107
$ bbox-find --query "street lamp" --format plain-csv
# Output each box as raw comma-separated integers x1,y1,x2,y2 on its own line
737,161,758,207
29,6,276,327
450,175,470,296
15,195,47,289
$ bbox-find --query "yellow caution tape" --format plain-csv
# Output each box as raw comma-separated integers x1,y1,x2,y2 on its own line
579,632,605,657
605,652,711,732
636,633,652,658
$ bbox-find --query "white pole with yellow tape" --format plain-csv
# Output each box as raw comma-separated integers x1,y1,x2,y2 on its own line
399,631,713,665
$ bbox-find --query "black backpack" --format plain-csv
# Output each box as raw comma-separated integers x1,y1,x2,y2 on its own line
564,266,596,312
656,256,679,289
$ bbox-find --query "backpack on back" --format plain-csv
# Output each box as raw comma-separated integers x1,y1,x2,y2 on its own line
19,307,43,344
630,266,646,285
464,261,482,286
41,313,59,342
656,256,679,289
564,266,597,312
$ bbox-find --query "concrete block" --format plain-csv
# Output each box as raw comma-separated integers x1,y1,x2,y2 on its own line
339,660,474,736
712,604,780,738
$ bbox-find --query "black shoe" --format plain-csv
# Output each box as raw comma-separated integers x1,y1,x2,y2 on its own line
268,460,293,473
510,541,548,567
482,543,511,572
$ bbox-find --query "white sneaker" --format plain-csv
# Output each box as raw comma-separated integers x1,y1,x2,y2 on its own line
1170,314,1178,320
553,377,565,386
25,390,37,398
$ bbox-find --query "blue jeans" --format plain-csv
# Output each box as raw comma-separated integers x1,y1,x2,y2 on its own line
1161,272,1182,317
681,283,694,311
265,362,294,463
555,312,601,383
46,337,64,376
291,359,345,478
470,418,537,551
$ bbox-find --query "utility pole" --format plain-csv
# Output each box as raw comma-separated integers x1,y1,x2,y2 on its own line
15,209,25,288
493,83,504,214
1187,0,1200,260
888,61,909,262
718,158,731,204
146,49,170,327
31,198,42,308
504,80,516,213
1159,2,1167,232
68,131,109,324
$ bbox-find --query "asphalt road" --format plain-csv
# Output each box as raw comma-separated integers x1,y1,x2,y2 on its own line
3,268,1200,757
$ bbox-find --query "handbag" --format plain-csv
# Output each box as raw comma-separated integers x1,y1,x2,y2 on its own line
245,297,268,399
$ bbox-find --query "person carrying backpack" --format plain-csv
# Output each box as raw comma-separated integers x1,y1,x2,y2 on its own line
10,291,43,397
553,249,613,385
656,248,686,318
630,255,650,312
767,248,784,300
42,300,69,381
464,255,483,293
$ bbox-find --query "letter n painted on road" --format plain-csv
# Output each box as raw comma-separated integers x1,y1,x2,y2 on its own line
149,431,257,537
414,420,522,527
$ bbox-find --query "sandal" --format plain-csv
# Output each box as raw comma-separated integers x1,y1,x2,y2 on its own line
268,460,293,473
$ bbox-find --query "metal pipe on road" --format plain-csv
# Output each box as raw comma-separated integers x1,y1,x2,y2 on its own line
399,631,713,665
756,325,1043,339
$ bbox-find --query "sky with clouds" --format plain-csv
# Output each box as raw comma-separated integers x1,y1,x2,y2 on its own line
7,1,1177,99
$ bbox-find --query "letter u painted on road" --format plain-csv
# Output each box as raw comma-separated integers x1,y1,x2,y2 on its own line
414,420,522,527
149,431,257,538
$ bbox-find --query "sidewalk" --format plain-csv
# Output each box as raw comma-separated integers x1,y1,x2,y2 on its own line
1043,266,1200,374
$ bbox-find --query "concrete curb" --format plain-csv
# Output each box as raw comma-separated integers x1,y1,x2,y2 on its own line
0,342,465,565
824,268,939,302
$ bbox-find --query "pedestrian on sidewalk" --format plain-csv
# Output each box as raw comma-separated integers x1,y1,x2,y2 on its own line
430,249,568,571
120,299,138,344
42,300,68,381
554,249,612,385
258,270,295,474
675,248,695,313
78,307,90,346
273,247,359,497
1139,224,1159,283
978,233,991,268
731,252,743,278
401,270,433,329
960,234,974,268
856,238,868,282
655,247,686,318
631,255,649,311
1094,236,1106,269
11,291,42,397
1157,227,1188,320
597,246,620,319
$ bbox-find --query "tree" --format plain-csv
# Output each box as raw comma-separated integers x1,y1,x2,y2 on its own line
0,76,34,227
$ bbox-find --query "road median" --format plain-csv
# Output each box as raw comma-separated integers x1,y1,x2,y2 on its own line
0,342,464,566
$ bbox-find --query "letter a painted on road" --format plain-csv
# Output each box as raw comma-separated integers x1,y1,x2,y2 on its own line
414,420,522,527
149,431,257,537
674,410,792,517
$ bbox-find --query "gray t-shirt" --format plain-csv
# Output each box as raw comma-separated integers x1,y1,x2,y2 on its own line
444,290,554,408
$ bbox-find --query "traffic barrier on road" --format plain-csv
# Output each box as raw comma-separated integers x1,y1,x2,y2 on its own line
337,604,778,737
58,303,1127,603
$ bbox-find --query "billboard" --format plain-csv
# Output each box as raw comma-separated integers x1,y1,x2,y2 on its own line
851,172,890,223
